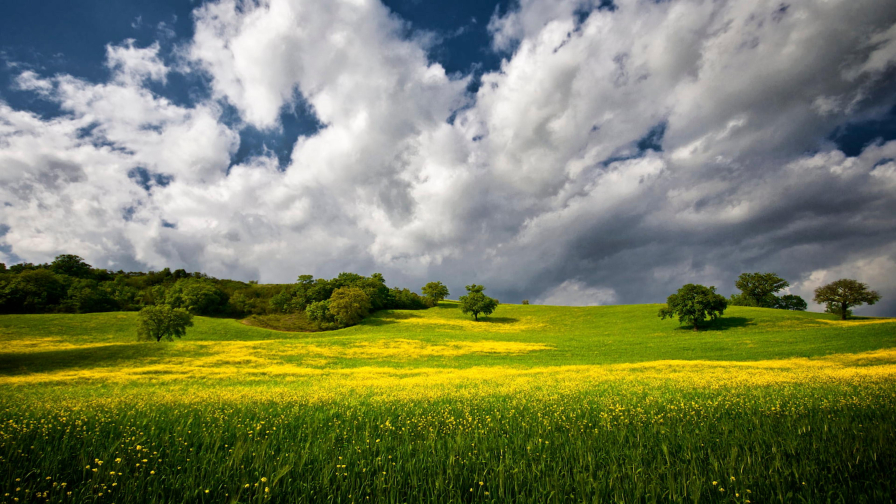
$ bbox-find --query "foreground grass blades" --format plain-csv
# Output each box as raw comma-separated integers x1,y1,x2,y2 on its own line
1,303,895,503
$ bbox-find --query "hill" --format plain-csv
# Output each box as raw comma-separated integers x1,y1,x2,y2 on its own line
1,302,894,384
1,303,895,503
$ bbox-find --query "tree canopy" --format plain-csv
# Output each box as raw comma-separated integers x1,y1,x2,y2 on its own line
733,272,789,308
813,279,881,320
137,305,194,342
50,254,93,279
658,284,728,331
775,294,808,311
459,285,499,321
422,281,450,305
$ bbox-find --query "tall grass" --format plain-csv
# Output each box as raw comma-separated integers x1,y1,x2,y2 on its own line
1,382,894,503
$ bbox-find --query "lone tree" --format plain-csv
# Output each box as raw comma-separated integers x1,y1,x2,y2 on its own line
658,284,728,331
459,284,499,321
421,281,450,305
813,279,881,320
733,272,789,307
137,305,194,342
328,286,372,327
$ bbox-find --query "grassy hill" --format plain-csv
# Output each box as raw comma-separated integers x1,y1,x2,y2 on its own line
1,303,895,503
0,302,894,384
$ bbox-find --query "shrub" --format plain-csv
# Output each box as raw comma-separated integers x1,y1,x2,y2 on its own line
328,287,372,327
306,300,334,324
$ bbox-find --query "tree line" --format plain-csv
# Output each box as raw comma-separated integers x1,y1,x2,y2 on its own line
659,271,882,330
0,254,450,325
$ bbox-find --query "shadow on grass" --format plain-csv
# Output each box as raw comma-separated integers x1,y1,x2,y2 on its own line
0,344,150,376
362,311,424,326
471,317,519,324
672,317,754,332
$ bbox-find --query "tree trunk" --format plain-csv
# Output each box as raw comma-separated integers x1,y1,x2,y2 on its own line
693,322,699,331
474,313,478,321
840,303,847,320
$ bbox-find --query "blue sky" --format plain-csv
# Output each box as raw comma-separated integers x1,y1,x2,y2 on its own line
1,0,896,314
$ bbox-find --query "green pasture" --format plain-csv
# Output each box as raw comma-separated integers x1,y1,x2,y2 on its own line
1,302,894,375
1,303,895,503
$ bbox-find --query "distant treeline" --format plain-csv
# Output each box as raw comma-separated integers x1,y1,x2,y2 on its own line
0,254,430,317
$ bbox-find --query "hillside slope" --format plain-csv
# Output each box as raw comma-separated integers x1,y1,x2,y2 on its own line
1,302,893,386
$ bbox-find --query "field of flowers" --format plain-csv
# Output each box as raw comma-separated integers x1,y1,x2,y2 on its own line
1,303,895,503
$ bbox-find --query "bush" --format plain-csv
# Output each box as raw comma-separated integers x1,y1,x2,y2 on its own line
306,300,334,324
328,287,372,327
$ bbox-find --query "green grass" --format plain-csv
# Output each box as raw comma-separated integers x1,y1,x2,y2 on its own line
1,303,895,503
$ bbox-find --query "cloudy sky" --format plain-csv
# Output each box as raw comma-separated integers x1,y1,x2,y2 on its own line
2,0,896,315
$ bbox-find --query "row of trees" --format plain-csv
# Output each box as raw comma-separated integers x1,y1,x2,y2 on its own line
0,255,272,316
0,255,451,317
1,254,457,332
727,271,881,319
659,272,882,330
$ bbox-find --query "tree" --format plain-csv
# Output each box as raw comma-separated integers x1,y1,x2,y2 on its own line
658,284,728,331
813,279,881,320
50,254,93,279
459,284,499,321
164,279,228,315
328,287,372,327
422,281,450,305
137,305,193,342
0,269,67,314
62,278,117,313
774,294,807,311
733,272,789,308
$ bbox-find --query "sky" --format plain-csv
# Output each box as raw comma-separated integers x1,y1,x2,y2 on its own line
1,0,896,315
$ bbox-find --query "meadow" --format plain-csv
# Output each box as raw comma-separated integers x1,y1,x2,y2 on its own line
1,303,895,503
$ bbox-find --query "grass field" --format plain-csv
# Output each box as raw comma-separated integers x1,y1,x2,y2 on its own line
1,303,895,503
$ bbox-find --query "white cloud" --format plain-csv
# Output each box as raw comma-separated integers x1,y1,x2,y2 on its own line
535,280,617,306
106,40,169,85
